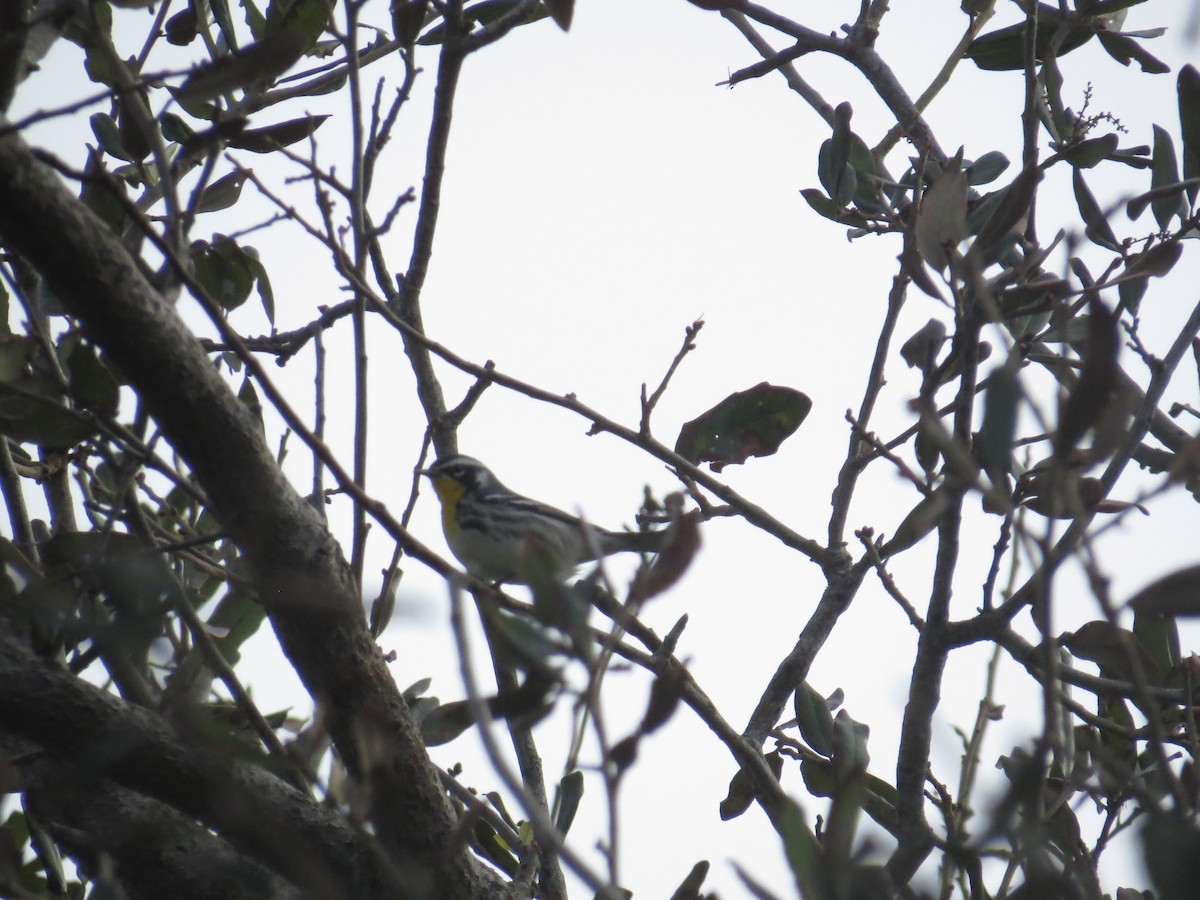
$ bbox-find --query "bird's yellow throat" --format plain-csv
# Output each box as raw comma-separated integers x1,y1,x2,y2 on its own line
430,474,466,534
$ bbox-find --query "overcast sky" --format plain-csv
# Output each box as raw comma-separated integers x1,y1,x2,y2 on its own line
14,0,1200,895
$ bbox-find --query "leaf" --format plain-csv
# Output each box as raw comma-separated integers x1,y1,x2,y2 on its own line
966,150,1009,185
1053,296,1119,459
390,0,429,45
116,92,154,162
227,114,329,152
165,8,199,45
243,0,268,40
779,798,827,899
196,170,248,214
794,682,835,758
419,700,474,745
916,163,969,270
89,112,135,162
191,238,257,310
1133,610,1181,679
1072,168,1120,251
1097,30,1170,74
160,112,196,144
1150,124,1184,228
1059,132,1119,169
177,4,326,104
1179,66,1200,205
978,361,1021,470
719,764,756,821
1061,620,1161,683
898,318,947,373
669,861,710,900
555,770,584,835
1127,565,1200,617
880,487,949,557
799,189,873,228
206,588,267,667
817,103,857,207
542,0,573,30
64,340,119,416
79,153,129,235
242,246,275,324
1143,811,1200,900
675,383,811,472
418,0,549,45
970,162,1041,259
965,5,1096,71
719,751,782,820
0,387,98,448
212,0,240,50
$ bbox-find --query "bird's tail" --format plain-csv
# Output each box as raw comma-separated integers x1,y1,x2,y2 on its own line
602,528,667,556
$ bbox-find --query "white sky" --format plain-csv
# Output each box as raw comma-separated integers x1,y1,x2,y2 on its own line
12,0,1200,896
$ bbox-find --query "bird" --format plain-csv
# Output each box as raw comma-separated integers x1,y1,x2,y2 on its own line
420,454,666,584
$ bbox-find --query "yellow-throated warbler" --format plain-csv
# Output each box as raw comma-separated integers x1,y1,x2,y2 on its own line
421,455,665,584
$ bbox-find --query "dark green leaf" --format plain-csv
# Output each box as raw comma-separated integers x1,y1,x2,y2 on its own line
165,8,199,45
966,150,1009,185
799,189,873,227
1127,564,1200,617
1059,132,1119,168
238,375,263,431
965,5,1095,71
818,104,857,207
0,388,97,448
675,383,811,472
978,361,1021,470
543,0,572,30
1150,124,1184,227
176,27,315,102
1097,30,1170,74
1054,296,1119,459
471,819,518,877
64,341,119,416
191,238,257,310
160,112,196,144
391,0,428,45
89,112,134,162
1133,610,1181,678
227,114,329,152
899,318,947,373
167,86,220,121
1062,620,1161,682
117,93,154,162
242,246,275,324
1072,168,1120,250
555,770,584,835
196,170,248,214
719,751,782,821
243,0,268,40
971,162,1041,259
1143,811,1200,900
206,589,267,667
212,0,240,50
669,861,710,900
780,798,827,899
419,700,474,745
1178,66,1200,204
62,0,112,49
79,154,129,235
418,0,549,45
794,681,835,758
